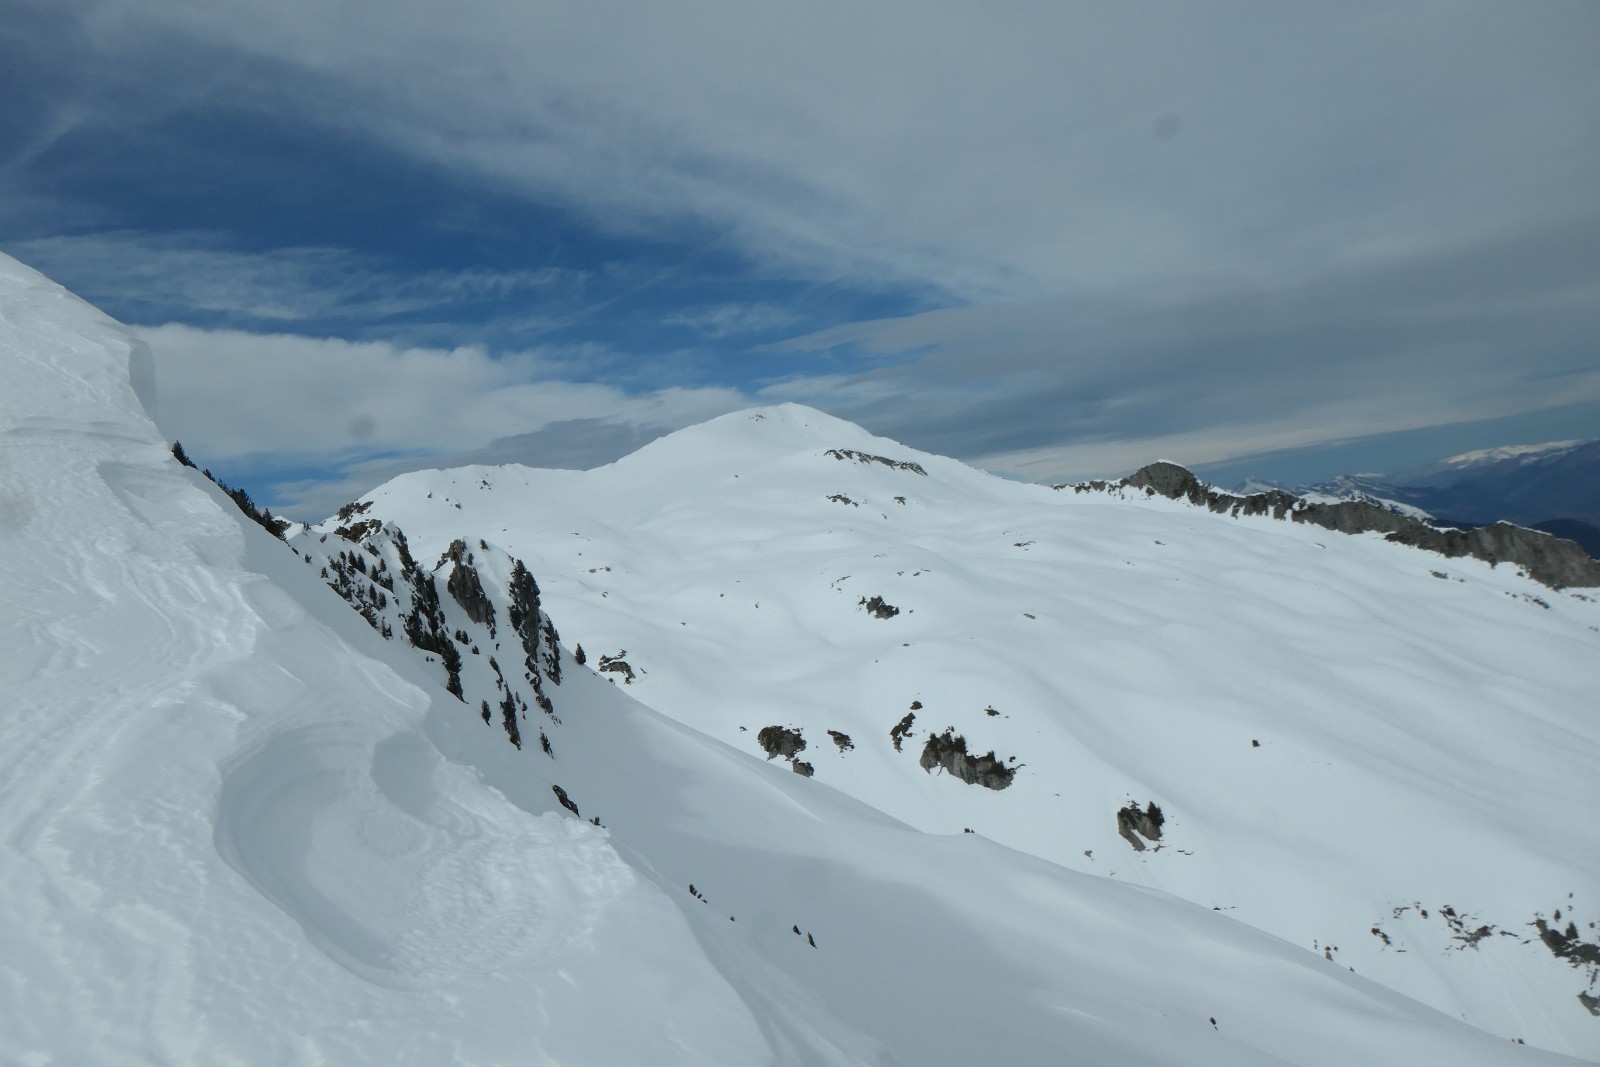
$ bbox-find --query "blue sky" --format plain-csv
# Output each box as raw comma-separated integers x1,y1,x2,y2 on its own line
4,0,1598,518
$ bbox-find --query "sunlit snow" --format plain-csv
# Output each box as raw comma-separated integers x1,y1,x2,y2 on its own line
3,251,1596,1064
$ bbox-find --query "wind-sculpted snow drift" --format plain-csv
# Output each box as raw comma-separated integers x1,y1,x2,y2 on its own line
2,249,1595,1064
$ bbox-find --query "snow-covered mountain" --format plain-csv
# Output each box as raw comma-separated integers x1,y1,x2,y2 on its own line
337,406,1600,1058
1432,440,1589,474
1241,439,1600,549
4,248,1598,1064
1234,474,1434,520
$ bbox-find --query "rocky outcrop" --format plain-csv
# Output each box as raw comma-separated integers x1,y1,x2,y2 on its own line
1116,801,1165,851
824,448,927,475
859,595,900,619
442,539,497,631
507,560,560,715
1534,916,1600,968
758,725,806,761
890,712,916,752
918,729,1015,790
596,652,635,684
1108,461,1600,589
398,553,463,700
551,784,580,816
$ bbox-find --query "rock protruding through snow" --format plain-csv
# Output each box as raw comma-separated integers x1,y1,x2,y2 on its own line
919,729,1015,790
1109,461,1600,589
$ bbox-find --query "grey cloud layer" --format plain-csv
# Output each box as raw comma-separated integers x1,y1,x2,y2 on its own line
35,0,1600,300
775,217,1600,478
12,0,1598,501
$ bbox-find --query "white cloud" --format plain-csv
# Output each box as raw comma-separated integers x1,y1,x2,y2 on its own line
136,323,751,508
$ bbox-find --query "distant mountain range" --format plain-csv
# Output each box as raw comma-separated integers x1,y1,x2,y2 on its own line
1237,438,1600,556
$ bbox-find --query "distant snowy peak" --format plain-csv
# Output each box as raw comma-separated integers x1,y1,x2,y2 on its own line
595,403,948,476
1230,474,1429,519
339,403,978,537
1295,476,1434,520
1439,439,1587,470
1243,437,1600,532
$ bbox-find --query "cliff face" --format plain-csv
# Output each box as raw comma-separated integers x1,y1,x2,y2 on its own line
1118,461,1600,589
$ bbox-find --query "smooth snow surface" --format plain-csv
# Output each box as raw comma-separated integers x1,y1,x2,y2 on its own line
2,250,1594,1065
351,405,1600,1059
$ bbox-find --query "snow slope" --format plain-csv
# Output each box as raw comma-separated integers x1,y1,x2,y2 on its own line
347,405,1600,1058
3,249,1592,1064
0,255,766,1064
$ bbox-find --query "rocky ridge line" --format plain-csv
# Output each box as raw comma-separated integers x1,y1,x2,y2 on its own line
1065,461,1600,589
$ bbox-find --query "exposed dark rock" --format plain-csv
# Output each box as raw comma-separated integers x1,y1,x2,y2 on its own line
1116,801,1165,851
824,448,927,475
551,784,580,816
506,559,560,714
890,712,916,752
1111,461,1600,589
500,692,521,749
792,760,814,777
1533,917,1600,968
918,729,1015,790
858,595,900,619
758,725,806,761
827,730,855,752
597,652,635,684
333,517,382,542
336,500,373,523
541,619,563,685
442,539,497,631
1438,905,1496,950
826,493,860,507
397,564,465,701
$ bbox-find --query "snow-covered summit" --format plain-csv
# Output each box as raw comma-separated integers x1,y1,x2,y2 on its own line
350,404,1600,1056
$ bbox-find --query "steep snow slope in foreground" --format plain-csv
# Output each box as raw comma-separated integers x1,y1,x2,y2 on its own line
351,406,1600,1058
0,264,1581,1064
0,258,768,1062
